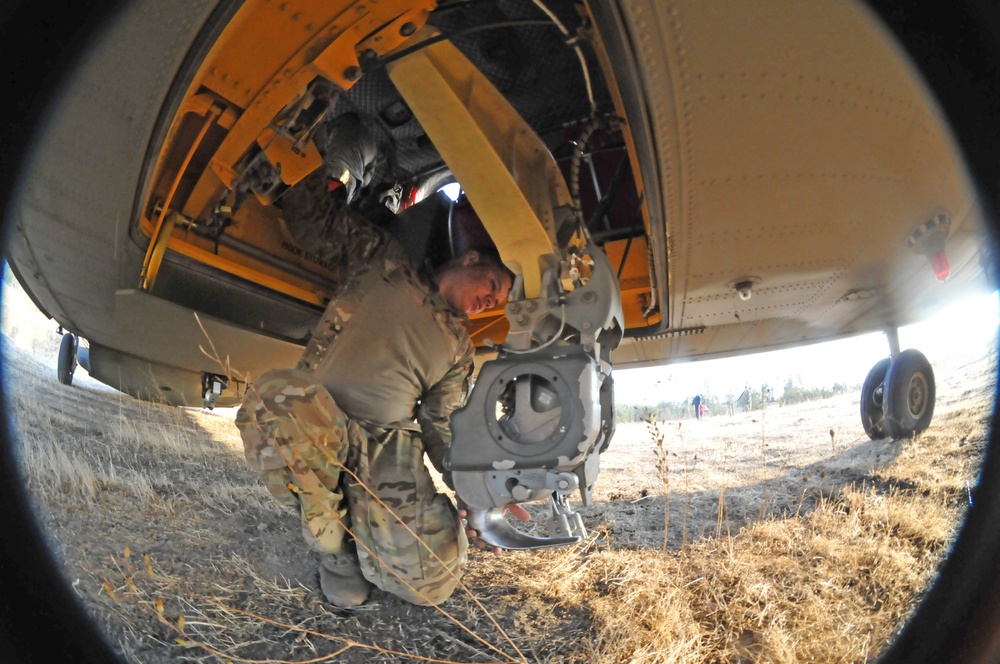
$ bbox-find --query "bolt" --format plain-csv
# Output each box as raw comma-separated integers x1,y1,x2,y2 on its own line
343,66,362,81
359,48,377,61
525,300,536,311
583,291,596,302
558,480,569,490
517,315,529,326
508,302,520,313
400,21,417,36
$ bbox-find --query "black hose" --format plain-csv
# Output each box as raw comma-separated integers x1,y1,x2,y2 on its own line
375,20,555,68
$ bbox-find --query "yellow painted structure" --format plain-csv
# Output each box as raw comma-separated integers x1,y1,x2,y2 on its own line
386,27,571,298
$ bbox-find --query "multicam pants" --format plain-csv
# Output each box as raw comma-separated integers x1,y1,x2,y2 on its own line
235,369,468,606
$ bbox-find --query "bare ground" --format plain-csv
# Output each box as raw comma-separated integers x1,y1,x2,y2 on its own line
2,309,995,662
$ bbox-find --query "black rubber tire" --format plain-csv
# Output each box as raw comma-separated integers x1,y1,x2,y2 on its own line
860,357,892,439
883,349,936,439
57,332,77,386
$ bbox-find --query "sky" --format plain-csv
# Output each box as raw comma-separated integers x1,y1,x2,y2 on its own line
612,289,1000,405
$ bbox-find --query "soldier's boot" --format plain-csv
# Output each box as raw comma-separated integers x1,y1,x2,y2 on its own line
319,552,373,608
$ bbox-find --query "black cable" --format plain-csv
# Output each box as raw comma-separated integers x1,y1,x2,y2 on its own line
616,234,632,282
587,150,630,231
374,20,558,68
430,0,497,16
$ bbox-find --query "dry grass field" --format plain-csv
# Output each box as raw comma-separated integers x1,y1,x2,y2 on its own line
2,274,996,663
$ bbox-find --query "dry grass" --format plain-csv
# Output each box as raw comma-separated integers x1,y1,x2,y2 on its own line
9,363,278,515
2,273,995,663
10,351,985,663
497,475,958,663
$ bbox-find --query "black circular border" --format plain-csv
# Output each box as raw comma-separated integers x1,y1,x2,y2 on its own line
1,2,998,662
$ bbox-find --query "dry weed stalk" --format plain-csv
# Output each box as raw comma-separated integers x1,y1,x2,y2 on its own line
646,414,674,552
95,549,493,664
194,311,237,388
519,460,971,663
681,451,696,550
717,437,731,539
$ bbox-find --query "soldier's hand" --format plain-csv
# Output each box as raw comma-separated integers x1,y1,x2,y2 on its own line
458,504,531,554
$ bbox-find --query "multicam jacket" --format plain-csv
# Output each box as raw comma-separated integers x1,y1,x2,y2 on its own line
294,205,475,476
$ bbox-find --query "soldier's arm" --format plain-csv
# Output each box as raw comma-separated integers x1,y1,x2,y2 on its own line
416,345,475,484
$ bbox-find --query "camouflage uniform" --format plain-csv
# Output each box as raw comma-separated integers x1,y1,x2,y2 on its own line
237,200,472,606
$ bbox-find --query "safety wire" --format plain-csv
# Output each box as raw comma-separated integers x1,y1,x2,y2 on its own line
530,0,597,118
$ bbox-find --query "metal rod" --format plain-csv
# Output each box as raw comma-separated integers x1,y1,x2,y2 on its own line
141,105,222,290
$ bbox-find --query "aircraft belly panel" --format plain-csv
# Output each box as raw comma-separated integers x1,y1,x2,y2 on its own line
86,343,240,408
3,0,992,393
4,0,223,343
113,289,302,380
151,255,321,344
8,190,140,342
611,0,982,362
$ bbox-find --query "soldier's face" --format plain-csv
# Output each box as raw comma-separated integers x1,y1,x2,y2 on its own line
439,261,512,316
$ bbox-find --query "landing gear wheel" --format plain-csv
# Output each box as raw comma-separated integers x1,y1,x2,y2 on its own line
884,349,936,439
57,332,77,386
860,357,892,439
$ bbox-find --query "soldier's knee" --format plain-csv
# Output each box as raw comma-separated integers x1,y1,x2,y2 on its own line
239,369,349,458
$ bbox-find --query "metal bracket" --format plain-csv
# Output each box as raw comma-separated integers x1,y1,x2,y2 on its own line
447,239,623,550
201,372,229,409
465,493,585,550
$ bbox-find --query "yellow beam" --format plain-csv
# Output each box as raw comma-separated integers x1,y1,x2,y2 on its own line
164,237,326,307
141,105,221,290
181,0,434,218
386,28,572,298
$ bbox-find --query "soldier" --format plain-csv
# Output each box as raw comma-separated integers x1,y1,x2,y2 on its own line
236,210,515,607
236,116,519,608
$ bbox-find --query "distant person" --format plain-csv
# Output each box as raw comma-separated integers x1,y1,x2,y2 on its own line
700,403,709,419
692,394,702,420
726,391,736,416
739,386,752,412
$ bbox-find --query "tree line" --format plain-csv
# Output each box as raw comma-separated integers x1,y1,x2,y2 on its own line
616,379,857,423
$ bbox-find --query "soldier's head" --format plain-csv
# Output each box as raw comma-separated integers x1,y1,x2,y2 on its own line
436,250,514,316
